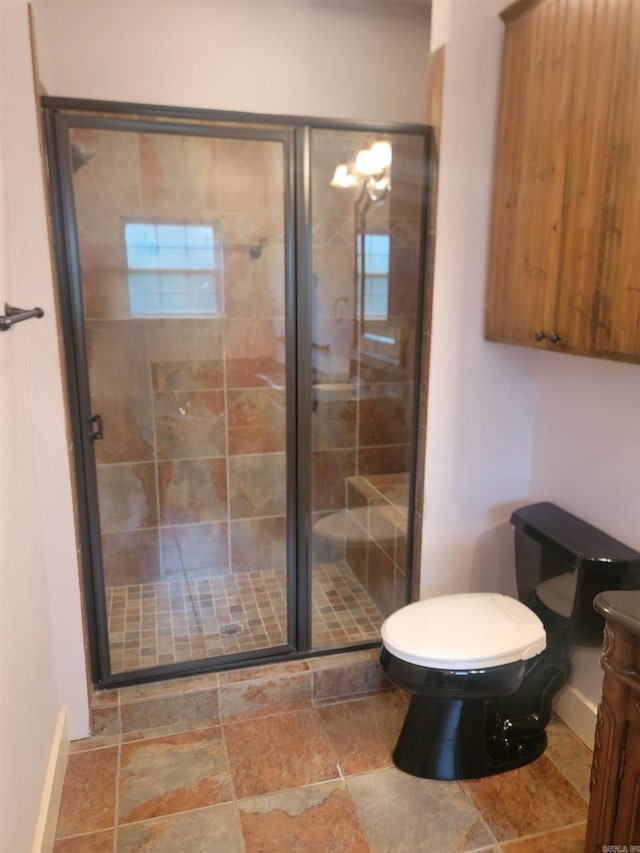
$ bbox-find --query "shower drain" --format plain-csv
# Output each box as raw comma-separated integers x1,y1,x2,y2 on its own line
220,622,244,636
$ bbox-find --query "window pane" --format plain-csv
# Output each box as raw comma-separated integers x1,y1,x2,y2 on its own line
157,223,187,248
125,221,218,315
364,275,388,318
364,233,390,274
186,225,214,248
187,246,216,269
157,245,189,269
128,272,162,314
186,272,217,312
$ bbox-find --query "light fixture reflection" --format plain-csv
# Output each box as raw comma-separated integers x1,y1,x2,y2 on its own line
354,141,392,176
369,141,392,171
330,141,392,203
330,163,360,188
354,148,377,177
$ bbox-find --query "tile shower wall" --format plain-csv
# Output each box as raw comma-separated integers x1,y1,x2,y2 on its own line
310,131,423,560
310,130,358,531
344,474,409,617
73,127,288,588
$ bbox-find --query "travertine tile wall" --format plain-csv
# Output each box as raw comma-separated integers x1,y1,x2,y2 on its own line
344,474,409,617
309,129,359,535
72,124,424,592
310,130,423,579
72,127,287,587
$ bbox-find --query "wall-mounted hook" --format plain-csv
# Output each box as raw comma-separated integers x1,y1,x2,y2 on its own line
0,303,45,332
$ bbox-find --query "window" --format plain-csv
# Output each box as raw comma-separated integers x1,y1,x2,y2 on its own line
357,232,390,320
125,221,219,316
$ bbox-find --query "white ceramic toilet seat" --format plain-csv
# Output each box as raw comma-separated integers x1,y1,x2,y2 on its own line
381,593,547,670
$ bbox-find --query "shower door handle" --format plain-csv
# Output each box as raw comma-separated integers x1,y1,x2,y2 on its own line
88,414,103,441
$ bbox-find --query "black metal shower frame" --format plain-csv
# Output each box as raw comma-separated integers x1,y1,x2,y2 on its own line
41,97,432,689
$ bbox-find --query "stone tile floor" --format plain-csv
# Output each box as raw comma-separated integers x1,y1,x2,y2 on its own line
54,687,592,852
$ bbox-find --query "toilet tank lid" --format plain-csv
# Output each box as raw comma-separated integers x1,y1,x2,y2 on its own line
381,593,546,670
511,502,640,572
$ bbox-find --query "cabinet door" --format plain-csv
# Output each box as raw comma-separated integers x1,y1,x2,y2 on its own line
585,684,629,850
485,0,579,348
612,711,640,845
555,0,640,360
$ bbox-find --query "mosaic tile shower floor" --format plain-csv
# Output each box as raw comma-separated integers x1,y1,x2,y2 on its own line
107,562,384,672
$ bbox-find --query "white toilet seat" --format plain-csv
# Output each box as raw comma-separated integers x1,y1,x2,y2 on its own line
381,593,547,670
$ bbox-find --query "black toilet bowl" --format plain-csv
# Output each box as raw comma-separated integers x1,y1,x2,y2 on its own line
380,646,570,780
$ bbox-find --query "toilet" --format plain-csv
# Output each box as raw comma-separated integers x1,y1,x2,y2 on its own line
380,501,640,780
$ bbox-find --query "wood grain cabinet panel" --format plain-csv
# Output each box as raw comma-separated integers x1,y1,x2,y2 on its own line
486,0,577,347
486,0,640,363
611,721,640,844
585,620,640,851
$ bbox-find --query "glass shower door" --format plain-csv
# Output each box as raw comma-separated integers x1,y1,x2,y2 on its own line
46,102,430,686
309,128,427,650
63,119,294,676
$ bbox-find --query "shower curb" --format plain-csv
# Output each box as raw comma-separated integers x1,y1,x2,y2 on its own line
85,647,392,742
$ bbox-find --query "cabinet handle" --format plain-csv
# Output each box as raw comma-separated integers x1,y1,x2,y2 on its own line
548,333,561,344
533,330,546,342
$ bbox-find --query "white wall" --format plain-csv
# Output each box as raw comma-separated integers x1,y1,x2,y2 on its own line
0,3,89,850
429,0,450,49
29,0,636,752
33,0,430,123
421,0,539,599
426,0,640,730
24,0,430,736
530,351,640,552
530,351,640,708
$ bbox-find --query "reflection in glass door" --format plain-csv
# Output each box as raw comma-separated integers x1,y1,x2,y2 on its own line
310,129,426,650
56,116,295,678
45,102,430,686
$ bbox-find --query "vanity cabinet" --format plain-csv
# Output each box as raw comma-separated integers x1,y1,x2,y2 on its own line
485,0,640,363
585,592,640,851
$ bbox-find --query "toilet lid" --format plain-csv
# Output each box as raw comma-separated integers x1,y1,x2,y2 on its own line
381,593,547,670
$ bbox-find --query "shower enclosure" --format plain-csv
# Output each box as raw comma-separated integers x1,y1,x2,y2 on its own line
43,100,430,687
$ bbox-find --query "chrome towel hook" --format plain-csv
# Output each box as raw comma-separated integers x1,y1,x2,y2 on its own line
0,303,45,332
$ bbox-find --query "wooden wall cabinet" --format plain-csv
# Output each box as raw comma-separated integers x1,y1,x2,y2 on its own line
486,0,640,363
585,595,640,851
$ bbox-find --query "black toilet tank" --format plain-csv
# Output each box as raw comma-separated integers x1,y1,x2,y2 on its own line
511,502,640,646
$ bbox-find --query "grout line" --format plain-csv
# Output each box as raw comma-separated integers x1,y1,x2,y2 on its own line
112,730,122,852
119,721,222,747
92,799,243,835
67,736,121,754
221,314,233,579
146,330,164,591
497,819,587,848
230,773,344,807
53,828,119,845
220,702,318,729
218,721,238,804
99,773,347,836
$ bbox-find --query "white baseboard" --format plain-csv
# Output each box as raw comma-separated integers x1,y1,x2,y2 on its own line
553,685,598,749
31,707,69,853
